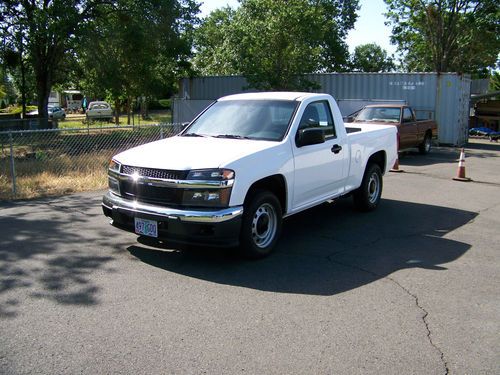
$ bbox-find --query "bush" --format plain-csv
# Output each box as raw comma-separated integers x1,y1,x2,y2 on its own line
158,99,171,109
149,99,171,110
5,105,37,114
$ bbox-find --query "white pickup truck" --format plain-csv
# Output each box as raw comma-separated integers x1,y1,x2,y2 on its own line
102,92,397,258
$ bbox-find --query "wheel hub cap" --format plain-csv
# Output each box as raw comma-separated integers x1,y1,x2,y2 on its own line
251,203,277,248
368,173,380,204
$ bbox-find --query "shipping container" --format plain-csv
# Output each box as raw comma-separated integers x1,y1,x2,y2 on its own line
176,73,471,145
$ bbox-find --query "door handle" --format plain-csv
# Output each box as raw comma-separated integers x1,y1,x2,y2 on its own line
331,144,342,154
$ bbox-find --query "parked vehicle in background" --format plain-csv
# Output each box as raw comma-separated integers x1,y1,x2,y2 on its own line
48,105,66,120
353,104,437,154
102,92,398,258
26,105,66,120
86,101,113,122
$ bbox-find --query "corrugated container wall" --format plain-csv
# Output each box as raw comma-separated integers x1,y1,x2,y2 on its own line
178,73,471,145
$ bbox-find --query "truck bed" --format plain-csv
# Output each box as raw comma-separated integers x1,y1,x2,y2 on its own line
344,123,398,192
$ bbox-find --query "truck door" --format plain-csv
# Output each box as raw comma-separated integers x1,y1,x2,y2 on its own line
399,107,418,149
292,100,349,210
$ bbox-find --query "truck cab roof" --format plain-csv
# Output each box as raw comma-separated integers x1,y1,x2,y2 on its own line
219,92,325,102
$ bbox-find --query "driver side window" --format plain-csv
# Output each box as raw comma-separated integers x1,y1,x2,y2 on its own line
403,107,413,123
298,101,335,138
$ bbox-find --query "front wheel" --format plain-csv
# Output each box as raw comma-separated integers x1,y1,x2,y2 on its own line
240,190,282,259
419,133,432,154
353,163,383,212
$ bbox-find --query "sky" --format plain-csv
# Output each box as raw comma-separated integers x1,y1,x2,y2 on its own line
199,0,397,55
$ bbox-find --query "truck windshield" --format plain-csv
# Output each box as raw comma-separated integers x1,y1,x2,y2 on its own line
183,100,298,141
355,107,401,123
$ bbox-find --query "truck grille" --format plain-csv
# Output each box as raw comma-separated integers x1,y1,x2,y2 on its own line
120,180,183,206
121,165,188,180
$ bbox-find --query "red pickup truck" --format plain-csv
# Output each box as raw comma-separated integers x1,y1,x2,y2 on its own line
353,104,438,154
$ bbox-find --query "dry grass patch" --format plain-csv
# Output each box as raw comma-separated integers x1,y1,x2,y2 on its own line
0,152,110,200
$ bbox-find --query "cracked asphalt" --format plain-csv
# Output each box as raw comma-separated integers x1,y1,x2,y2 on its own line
1,139,499,374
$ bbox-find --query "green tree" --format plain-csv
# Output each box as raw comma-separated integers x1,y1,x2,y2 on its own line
192,7,238,76
351,43,395,72
0,68,20,105
0,0,102,123
489,71,500,92
80,0,199,124
384,0,500,74
0,14,33,116
193,0,359,90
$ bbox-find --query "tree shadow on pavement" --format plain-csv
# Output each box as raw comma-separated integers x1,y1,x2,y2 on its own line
0,193,115,318
127,198,476,296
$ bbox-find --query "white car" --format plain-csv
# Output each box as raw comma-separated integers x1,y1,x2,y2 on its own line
86,101,113,121
27,105,66,120
48,105,66,120
103,92,398,258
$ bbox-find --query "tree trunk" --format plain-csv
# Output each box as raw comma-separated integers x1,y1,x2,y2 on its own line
140,96,145,119
36,72,51,129
114,99,120,125
127,97,131,125
19,48,27,119
140,96,149,119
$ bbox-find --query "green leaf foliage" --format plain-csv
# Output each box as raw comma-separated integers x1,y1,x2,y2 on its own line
351,43,396,72
79,0,199,105
0,0,101,118
489,71,500,92
384,0,500,74
193,0,359,90
1,0,199,120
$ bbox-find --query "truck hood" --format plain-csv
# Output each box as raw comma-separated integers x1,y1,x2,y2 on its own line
113,135,279,170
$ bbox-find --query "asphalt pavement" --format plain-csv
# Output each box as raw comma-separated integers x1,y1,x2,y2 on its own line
1,139,499,374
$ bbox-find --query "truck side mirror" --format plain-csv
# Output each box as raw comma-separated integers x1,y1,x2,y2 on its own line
296,127,325,147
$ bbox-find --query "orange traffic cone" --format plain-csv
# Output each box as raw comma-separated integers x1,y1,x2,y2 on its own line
390,157,404,173
453,148,471,182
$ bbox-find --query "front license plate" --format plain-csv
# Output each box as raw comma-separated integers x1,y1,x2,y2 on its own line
134,218,158,238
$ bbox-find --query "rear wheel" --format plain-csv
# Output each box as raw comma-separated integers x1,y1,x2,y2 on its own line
240,190,282,259
353,163,383,212
419,133,432,154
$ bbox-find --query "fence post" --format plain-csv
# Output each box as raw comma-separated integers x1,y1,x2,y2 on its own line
160,125,164,139
9,132,17,198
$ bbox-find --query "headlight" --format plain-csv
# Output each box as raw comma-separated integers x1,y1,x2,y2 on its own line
108,176,120,195
108,159,121,173
187,168,235,181
182,188,231,207
183,169,234,207
108,159,121,195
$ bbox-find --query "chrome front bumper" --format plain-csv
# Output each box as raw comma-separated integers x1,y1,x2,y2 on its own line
102,191,244,223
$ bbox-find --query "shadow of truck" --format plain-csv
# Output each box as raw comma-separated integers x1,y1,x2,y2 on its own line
127,198,475,296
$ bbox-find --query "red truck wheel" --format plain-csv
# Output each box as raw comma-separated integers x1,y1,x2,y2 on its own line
419,133,432,154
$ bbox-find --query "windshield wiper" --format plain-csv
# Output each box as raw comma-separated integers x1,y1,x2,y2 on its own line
213,134,251,140
182,133,205,137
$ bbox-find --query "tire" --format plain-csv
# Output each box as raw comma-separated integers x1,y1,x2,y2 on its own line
419,133,432,154
353,163,383,212
240,190,282,259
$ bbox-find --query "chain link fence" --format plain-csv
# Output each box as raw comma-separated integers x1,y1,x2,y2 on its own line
0,123,183,200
